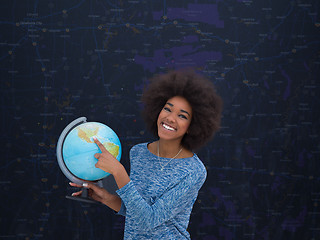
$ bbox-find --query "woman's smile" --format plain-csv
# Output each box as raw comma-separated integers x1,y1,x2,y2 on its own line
161,122,176,131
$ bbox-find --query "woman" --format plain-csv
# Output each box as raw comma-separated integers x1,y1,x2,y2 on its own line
70,69,223,239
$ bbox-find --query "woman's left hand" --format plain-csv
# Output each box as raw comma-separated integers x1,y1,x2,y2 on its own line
93,136,121,175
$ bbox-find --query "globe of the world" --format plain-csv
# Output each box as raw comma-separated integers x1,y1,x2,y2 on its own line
57,117,121,182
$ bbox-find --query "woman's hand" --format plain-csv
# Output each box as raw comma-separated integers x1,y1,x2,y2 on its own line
93,136,130,190
93,136,122,175
69,182,107,204
69,182,121,212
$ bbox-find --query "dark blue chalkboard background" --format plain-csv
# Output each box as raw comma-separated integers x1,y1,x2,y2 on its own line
1,1,319,239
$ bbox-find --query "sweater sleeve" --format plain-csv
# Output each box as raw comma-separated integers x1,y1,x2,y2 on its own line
116,169,205,231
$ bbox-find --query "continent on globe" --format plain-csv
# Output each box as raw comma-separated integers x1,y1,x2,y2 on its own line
78,127,99,143
77,126,119,158
102,142,119,159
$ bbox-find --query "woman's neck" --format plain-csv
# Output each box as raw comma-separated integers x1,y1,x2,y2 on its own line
158,139,183,158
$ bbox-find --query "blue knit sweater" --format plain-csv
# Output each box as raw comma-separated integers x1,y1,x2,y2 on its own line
116,142,207,239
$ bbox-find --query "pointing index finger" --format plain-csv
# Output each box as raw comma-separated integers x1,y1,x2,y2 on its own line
93,136,107,152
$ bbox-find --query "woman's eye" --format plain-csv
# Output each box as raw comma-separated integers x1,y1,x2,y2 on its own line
164,107,171,112
179,114,187,119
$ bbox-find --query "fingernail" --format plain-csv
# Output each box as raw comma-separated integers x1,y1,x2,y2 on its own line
71,193,76,196
93,136,97,140
69,182,72,185
82,183,88,187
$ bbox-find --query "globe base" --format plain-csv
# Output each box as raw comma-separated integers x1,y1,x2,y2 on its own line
66,188,101,204
65,175,118,204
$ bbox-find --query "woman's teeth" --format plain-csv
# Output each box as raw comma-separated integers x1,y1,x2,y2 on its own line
162,123,175,131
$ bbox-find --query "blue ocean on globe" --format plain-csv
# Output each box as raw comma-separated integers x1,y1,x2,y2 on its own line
62,122,121,181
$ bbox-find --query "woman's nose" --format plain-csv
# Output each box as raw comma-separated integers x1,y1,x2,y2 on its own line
166,113,176,123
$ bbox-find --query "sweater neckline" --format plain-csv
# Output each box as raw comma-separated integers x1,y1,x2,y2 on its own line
145,142,195,161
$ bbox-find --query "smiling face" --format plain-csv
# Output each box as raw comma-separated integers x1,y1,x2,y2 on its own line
157,96,192,143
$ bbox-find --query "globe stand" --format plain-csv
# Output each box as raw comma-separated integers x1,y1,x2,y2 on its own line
66,187,101,204
66,174,118,204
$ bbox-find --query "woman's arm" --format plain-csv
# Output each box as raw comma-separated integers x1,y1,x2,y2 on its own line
91,137,206,227
93,137,131,190
70,182,122,212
